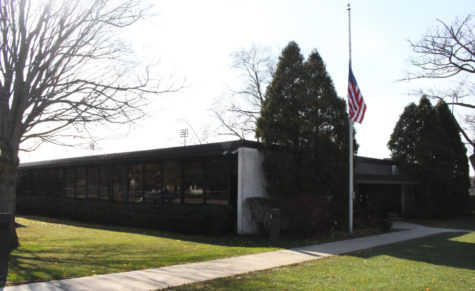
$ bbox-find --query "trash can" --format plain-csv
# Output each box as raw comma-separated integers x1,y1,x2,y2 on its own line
0,213,11,284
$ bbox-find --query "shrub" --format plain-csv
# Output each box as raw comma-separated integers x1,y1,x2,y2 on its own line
16,196,235,235
280,196,334,237
245,197,278,236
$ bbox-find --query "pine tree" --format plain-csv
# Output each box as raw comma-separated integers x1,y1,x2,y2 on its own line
256,42,350,230
388,97,470,217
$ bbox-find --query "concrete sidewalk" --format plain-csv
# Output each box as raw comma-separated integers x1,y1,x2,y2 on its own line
3,222,471,291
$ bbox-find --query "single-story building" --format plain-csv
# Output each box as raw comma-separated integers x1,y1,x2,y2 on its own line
16,140,418,234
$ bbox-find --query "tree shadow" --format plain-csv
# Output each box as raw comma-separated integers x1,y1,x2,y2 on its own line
348,232,474,270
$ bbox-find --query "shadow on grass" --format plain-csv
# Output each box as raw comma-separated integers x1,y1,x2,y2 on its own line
349,232,475,270
407,214,475,231
18,215,377,250
18,215,276,248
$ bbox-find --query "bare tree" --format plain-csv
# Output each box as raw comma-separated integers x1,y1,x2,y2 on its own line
404,13,475,151
0,0,175,248
214,45,275,140
180,120,213,145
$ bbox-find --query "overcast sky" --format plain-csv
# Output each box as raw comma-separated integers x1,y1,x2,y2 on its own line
20,0,474,164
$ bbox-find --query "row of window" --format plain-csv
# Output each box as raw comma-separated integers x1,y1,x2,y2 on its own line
18,158,233,205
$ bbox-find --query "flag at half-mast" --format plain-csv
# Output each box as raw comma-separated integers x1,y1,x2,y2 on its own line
347,66,366,123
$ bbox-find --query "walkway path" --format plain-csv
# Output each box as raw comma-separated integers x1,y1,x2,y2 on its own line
4,222,471,291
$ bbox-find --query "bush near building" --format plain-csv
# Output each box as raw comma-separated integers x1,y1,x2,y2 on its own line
16,196,235,235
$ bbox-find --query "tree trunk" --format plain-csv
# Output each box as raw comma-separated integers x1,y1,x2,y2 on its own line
0,152,20,250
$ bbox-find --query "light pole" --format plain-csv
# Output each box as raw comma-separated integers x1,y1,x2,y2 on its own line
180,129,189,146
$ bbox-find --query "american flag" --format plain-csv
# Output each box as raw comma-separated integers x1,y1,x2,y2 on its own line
347,66,366,123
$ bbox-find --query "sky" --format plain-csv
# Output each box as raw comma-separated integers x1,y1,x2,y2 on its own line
20,0,475,164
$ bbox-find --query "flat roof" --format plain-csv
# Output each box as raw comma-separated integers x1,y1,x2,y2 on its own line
19,140,418,186
20,140,260,169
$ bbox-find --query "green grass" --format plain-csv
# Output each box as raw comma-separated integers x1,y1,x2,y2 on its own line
7,216,275,285
7,216,381,286
175,232,475,291
407,215,475,231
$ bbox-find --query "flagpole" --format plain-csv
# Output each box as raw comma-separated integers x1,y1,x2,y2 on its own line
347,3,354,234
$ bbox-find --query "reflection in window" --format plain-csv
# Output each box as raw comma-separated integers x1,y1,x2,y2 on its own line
144,163,161,203
184,161,204,204
88,167,99,199
112,165,127,202
206,159,229,205
163,161,181,204
128,164,143,203
65,168,75,198
99,166,110,200
76,167,86,199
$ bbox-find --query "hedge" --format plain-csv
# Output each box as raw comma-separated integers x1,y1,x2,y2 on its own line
16,196,236,235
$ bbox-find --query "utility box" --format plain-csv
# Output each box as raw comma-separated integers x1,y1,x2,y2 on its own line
270,208,280,245
0,213,11,285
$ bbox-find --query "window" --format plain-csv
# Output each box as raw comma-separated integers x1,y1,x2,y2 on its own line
112,165,127,202
99,166,110,200
87,167,99,199
184,161,204,204
56,169,64,197
37,170,47,195
143,163,162,203
47,169,55,196
76,167,86,199
128,164,143,203
206,159,229,205
65,168,75,198
19,172,31,195
163,161,181,204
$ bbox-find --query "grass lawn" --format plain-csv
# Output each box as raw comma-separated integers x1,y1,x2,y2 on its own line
7,216,381,286
175,232,475,291
407,215,475,231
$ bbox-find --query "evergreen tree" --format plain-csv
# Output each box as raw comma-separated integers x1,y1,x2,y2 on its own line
434,101,470,215
256,42,350,228
388,97,470,217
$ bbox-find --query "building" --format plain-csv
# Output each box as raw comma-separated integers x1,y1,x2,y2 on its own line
16,140,417,234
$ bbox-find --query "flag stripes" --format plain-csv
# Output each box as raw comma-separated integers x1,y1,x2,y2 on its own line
347,66,366,123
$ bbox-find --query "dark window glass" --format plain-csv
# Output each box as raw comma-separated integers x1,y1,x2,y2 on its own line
76,167,86,199
206,159,229,205
128,164,143,203
99,166,110,200
65,168,75,198
31,171,38,196
87,167,99,199
20,172,31,195
56,169,64,196
38,170,47,195
47,169,55,196
112,165,127,202
163,161,181,204
143,163,162,203
184,161,204,204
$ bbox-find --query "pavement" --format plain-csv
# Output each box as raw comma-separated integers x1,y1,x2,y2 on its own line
2,222,472,291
